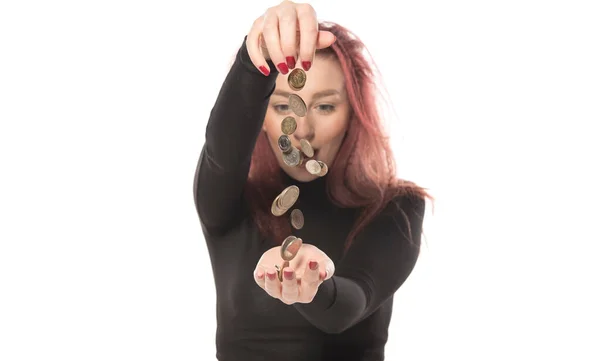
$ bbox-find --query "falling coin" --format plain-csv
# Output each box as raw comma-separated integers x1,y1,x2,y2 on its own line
288,94,307,117
280,116,297,135
300,139,314,157
270,194,287,216
278,185,300,210
287,68,307,91
305,159,322,175
278,135,292,153
282,147,302,167
281,236,303,261
290,209,304,230
317,161,328,177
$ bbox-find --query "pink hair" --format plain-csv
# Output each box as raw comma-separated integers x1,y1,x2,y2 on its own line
244,22,433,254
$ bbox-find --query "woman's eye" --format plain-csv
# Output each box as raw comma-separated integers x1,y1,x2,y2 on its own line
317,104,335,114
273,104,290,113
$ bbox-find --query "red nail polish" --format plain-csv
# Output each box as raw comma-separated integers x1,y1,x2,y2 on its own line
267,272,276,280
256,271,264,279
284,270,294,280
309,261,318,270
259,65,270,76
277,62,289,74
301,61,311,71
286,56,296,69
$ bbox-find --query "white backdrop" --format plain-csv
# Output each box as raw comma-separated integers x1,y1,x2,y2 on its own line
1,0,599,360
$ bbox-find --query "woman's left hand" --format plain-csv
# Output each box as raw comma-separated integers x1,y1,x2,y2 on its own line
254,243,335,305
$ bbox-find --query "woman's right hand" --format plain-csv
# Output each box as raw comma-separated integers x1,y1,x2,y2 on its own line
246,0,337,76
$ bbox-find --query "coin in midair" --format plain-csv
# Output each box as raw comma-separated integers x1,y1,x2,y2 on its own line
278,135,292,153
271,194,287,216
281,236,303,261
299,139,314,157
280,116,297,135
317,161,328,177
305,159,322,175
278,185,300,210
290,209,304,230
282,147,301,167
288,94,307,117
287,68,307,91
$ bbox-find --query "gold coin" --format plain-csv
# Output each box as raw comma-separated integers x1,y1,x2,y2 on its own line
288,94,307,117
278,185,300,209
282,147,301,167
270,194,287,216
287,68,307,91
300,139,314,157
280,116,297,135
290,209,304,230
305,159,322,175
317,161,328,177
281,236,303,261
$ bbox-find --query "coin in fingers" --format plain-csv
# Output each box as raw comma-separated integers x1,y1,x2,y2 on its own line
288,68,307,91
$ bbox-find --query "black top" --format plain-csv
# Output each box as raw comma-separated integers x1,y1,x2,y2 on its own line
193,37,426,361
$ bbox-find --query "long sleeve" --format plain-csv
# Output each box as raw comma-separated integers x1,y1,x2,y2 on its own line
293,194,426,334
193,36,277,233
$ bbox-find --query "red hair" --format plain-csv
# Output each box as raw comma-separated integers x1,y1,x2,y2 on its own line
244,22,433,253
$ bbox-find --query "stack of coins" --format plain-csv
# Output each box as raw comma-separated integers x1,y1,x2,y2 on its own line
271,185,300,216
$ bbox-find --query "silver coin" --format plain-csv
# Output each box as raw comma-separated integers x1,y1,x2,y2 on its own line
270,194,287,216
317,161,328,177
278,134,292,153
281,236,303,261
288,94,307,117
300,139,314,157
282,147,301,167
278,185,300,210
290,209,304,230
305,159,322,175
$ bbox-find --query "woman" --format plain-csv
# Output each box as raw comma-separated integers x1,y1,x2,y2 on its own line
193,1,431,360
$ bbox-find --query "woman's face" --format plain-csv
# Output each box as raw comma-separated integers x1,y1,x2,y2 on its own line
263,55,351,182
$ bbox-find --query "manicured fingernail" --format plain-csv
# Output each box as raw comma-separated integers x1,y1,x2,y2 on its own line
302,61,311,71
277,62,289,74
309,261,318,270
256,270,264,279
259,65,270,76
267,272,276,280
286,56,296,69
284,270,294,280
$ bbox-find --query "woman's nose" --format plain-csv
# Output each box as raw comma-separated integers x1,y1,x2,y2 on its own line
292,116,315,142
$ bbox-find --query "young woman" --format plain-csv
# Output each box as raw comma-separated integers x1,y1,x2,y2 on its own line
193,1,431,360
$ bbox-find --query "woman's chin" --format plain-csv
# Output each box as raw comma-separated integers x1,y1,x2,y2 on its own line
282,166,319,183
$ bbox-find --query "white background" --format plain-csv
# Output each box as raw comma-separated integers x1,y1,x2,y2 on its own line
1,0,599,360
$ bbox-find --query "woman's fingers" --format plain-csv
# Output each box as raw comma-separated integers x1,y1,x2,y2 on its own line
300,260,321,301
277,2,299,69
281,267,299,304
246,16,271,76
264,267,282,299
262,10,288,74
